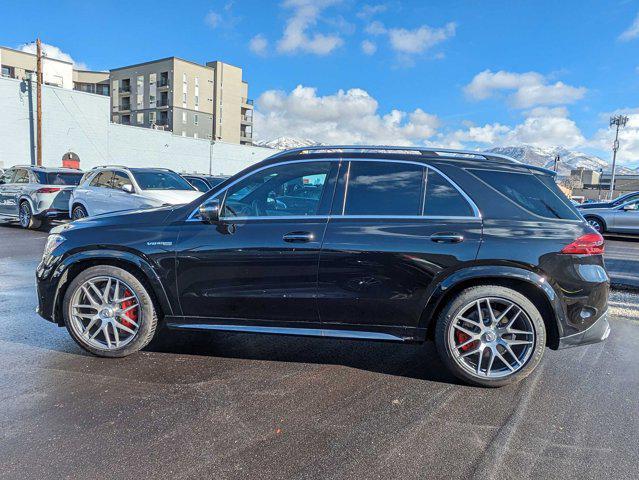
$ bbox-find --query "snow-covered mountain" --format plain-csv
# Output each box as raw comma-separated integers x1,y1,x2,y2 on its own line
486,145,636,175
254,137,321,150
255,139,638,174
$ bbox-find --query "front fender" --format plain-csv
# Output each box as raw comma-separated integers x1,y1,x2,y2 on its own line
419,264,566,338
45,249,174,324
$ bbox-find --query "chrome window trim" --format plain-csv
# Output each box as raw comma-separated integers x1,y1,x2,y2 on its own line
187,214,480,223
187,157,481,221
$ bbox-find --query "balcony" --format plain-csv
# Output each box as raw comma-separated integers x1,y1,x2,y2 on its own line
119,86,131,94
157,100,169,108
241,97,254,107
119,104,131,112
241,130,253,141
157,78,170,89
241,114,253,124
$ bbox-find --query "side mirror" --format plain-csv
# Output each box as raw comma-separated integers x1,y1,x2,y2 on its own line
199,199,221,224
122,184,134,194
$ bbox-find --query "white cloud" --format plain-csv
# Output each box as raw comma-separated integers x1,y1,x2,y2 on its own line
204,11,221,28
276,0,344,55
249,34,269,56
464,70,586,108
357,4,387,19
254,85,440,145
444,107,586,150
619,12,639,41
388,22,456,54
361,40,377,55
18,42,87,70
365,20,387,35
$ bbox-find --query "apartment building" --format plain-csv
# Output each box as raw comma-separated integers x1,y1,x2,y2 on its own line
110,57,253,145
0,45,110,95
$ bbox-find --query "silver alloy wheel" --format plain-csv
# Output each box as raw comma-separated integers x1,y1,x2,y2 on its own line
447,297,535,379
587,218,602,232
72,206,86,219
68,276,141,351
19,203,30,228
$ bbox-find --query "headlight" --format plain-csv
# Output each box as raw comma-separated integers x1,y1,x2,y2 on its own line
43,234,65,257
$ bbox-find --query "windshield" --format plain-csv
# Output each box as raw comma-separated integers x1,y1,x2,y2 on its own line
35,171,84,186
132,170,195,191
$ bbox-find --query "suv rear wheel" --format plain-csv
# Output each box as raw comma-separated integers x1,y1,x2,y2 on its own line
19,201,41,229
435,285,546,387
62,265,158,357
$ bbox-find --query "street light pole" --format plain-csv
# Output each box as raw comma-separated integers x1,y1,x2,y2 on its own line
36,38,43,167
608,114,629,200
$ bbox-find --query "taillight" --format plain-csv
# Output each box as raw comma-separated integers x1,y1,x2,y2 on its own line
36,187,61,193
561,233,605,255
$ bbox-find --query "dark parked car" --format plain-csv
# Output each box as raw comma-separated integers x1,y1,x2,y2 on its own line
577,191,639,210
36,146,610,387
182,174,229,192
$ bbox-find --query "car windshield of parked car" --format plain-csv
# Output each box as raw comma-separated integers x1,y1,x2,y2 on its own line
35,171,84,186
132,171,194,190
187,177,210,192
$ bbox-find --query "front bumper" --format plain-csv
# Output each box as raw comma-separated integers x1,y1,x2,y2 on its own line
557,309,611,349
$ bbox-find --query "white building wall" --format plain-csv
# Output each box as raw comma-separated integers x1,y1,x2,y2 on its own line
0,77,273,173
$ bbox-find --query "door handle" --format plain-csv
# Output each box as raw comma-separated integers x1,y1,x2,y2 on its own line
430,232,464,243
283,231,315,243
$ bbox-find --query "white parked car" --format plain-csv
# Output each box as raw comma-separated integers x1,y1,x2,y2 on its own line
69,166,203,219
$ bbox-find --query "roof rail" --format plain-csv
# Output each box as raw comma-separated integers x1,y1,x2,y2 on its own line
266,145,521,164
91,165,130,170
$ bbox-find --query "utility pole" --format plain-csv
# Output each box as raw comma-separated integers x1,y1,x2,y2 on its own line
608,114,629,200
36,38,43,167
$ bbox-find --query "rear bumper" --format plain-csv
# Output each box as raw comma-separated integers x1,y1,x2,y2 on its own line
557,309,610,349
34,208,70,220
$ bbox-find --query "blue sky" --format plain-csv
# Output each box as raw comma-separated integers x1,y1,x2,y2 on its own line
2,0,639,162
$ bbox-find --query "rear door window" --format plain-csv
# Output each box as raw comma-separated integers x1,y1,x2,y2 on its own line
90,171,114,188
423,169,474,217
13,169,30,184
470,169,580,220
344,161,424,216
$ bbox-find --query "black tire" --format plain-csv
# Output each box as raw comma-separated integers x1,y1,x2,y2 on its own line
71,204,88,220
585,216,605,233
62,265,158,358
434,285,546,388
19,201,41,229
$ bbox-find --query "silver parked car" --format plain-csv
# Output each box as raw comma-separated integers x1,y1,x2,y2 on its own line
0,166,84,229
69,166,202,219
581,199,639,234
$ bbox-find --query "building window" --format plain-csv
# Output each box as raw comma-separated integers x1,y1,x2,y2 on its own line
149,111,156,125
1,65,15,78
159,71,169,87
136,112,144,124
194,133,198,139
193,114,198,125
137,75,144,109
182,92,187,107
122,114,131,125
182,111,187,124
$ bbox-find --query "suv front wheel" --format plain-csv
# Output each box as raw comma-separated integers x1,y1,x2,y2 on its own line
435,285,546,387
62,265,158,357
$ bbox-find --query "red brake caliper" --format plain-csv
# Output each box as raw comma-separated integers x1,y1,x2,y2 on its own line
119,289,137,329
456,331,475,351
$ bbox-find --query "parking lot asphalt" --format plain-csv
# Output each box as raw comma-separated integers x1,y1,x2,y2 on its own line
603,235,639,290
1,224,638,480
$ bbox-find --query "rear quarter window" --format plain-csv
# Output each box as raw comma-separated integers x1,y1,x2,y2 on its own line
469,168,580,220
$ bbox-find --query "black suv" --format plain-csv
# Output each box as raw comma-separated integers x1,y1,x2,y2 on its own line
36,146,610,387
